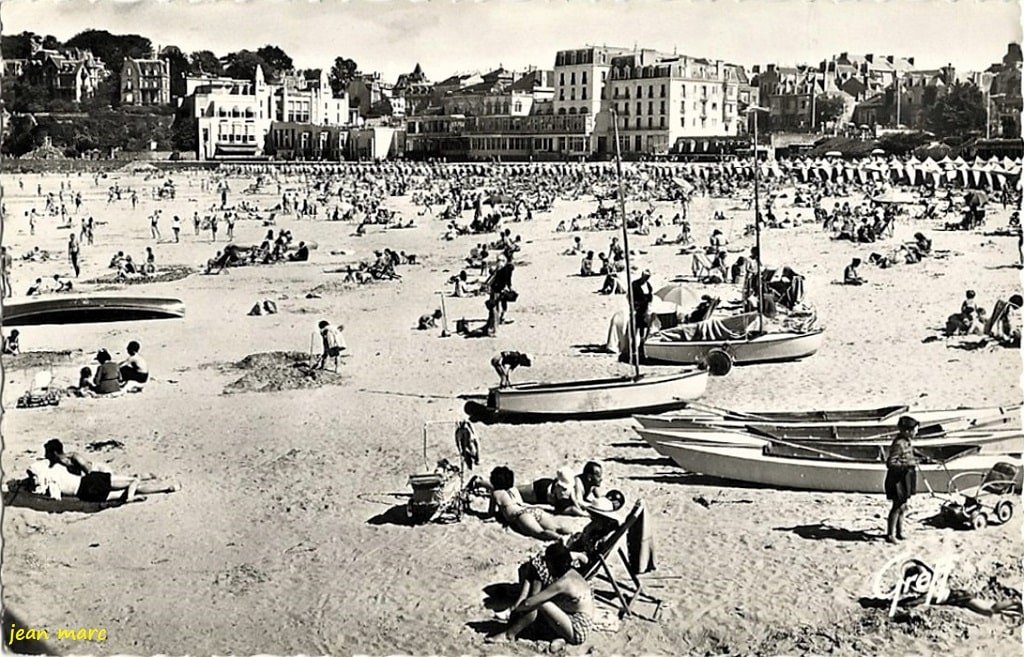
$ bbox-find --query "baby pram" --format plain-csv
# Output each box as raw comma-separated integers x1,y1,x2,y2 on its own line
406,422,472,525
16,371,61,409
935,461,1020,530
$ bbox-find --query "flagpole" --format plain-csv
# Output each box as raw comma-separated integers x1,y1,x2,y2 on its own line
611,110,641,379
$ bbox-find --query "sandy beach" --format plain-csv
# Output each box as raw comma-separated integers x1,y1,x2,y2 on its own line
2,165,1021,656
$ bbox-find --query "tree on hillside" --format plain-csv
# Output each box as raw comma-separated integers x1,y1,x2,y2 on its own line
876,131,931,156
159,46,190,99
926,82,986,138
64,30,152,69
329,56,359,97
189,50,224,76
224,50,271,81
814,95,847,129
2,31,37,58
255,45,293,78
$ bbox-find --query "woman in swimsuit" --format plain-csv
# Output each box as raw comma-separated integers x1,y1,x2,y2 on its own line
487,541,596,647
488,467,580,541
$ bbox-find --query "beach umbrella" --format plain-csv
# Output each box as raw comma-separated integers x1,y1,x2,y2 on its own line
964,189,989,207
655,284,700,309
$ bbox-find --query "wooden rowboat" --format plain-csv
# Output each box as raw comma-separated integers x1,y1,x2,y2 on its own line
634,405,1020,432
651,440,1022,494
635,426,1024,456
634,404,909,428
4,295,185,326
464,369,708,424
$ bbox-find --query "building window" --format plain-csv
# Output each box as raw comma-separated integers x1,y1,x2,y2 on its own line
601,71,606,82
661,84,666,97
636,102,641,114
582,71,587,85
647,117,653,128
635,117,641,128
648,85,654,98
559,90,564,101
582,88,587,100
570,89,575,100
559,72,565,86
660,117,666,128
660,100,665,114
570,72,576,85
648,101,653,114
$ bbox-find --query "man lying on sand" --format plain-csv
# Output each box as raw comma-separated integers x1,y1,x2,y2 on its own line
23,439,178,503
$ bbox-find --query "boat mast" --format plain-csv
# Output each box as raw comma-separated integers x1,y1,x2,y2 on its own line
752,108,764,333
611,110,641,379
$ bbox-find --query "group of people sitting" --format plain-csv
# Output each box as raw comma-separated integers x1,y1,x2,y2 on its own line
476,461,626,647
203,230,310,274
110,249,157,280
867,232,934,269
68,342,149,397
25,273,74,296
945,291,1021,347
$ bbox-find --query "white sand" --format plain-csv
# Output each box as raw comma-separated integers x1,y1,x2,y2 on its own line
2,168,1021,655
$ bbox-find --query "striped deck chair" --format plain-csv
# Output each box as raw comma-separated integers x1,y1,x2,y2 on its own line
581,500,663,621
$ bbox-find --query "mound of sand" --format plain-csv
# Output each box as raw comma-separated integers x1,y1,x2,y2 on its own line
221,351,344,394
86,265,195,286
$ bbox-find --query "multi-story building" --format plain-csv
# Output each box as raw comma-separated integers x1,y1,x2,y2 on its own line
552,46,632,153
851,65,956,130
188,67,275,159
347,72,395,118
184,66,355,160
600,50,738,155
983,43,1022,137
120,58,171,106
24,47,110,103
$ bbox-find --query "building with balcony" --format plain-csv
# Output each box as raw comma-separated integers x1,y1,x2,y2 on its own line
600,50,737,155
120,58,171,106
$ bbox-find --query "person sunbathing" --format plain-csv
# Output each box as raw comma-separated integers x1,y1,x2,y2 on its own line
24,439,178,503
887,560,1022,617
488,466,579,541
486,540,596,647
68,367,96,397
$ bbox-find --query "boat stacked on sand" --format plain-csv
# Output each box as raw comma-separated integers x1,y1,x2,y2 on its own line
633,404,1023,493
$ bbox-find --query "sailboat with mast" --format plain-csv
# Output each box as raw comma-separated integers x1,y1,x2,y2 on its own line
642,107,823,373
462,112,708,423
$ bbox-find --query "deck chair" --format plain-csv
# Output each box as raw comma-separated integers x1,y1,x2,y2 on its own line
691,253,714,279
581,500,663,621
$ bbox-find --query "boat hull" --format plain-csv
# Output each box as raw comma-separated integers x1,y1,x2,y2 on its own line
466,369,708,423
634,405,1020,432
4,296,185,326
654,440,1022,494
643,329,824,366
636,427,1024,456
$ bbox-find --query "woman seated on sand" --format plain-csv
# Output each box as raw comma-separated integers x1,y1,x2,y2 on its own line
23,439,179,503
486,541,596,647
487,467,581,540
93,349,123,394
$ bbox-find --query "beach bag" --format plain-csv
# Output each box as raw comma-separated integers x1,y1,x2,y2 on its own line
501,289,519,303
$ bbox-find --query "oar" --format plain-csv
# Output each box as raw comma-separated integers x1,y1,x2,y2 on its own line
685,400,778,423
